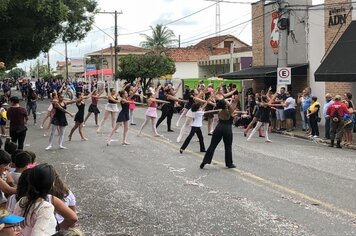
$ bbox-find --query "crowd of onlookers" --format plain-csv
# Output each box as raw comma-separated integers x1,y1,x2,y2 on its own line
0,138,84,235
236,86,356,147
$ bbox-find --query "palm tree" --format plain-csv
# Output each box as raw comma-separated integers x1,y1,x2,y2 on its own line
140,24,177,54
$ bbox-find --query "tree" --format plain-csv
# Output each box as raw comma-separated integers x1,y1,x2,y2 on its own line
7,68,25,80
117,54,176,92
140,24,177,54
30,60,49,79
0,0,97,68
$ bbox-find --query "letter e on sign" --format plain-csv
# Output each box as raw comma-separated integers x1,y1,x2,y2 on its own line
277,67,291,85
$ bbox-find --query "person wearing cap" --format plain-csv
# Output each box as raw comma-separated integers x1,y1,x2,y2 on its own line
326,95,349,148
0,209,24,236
7,97,28,150
323,93,334,139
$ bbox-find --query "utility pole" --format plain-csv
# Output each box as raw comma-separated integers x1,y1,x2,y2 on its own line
114,10,118,79
277,0,289,68
65,41,69,81
229,43,234,72
216,0,221,36
97,10,122,79
277,0,290,88
47,52,50,74
110,43,113,77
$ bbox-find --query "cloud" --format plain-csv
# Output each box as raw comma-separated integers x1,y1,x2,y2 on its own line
151,12,197,26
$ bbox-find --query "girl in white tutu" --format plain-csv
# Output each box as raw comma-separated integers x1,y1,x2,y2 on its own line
96,88,120,133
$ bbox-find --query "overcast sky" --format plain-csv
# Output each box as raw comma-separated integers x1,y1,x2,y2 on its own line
17,0,324,72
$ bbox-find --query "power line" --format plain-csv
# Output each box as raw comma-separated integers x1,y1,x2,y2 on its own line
119,3,217,36
173,9,275,47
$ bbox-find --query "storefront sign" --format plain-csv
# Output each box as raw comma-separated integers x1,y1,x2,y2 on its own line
328,7,347,27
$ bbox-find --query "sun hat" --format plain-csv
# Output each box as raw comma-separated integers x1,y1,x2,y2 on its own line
0,214,24,225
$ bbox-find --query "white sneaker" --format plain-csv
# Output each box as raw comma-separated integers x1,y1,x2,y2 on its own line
45,145,52,150
266,139,272,143
82,123,86,127
313,135,319,138
59,145,67,149
40,125,43,129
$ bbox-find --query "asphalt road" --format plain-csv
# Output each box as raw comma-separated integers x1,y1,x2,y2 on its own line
19,97,356,236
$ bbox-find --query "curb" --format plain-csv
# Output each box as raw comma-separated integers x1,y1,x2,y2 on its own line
273,130,356,151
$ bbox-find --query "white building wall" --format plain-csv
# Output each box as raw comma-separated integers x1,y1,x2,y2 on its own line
308,6,326,123
173,62,199,79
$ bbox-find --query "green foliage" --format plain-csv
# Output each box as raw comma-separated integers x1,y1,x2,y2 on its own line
0,0,97,68
7,67,26,80
30,60,50,79
140,24,177,54
42,74,55,82
117,54,176,92
55,74,64,81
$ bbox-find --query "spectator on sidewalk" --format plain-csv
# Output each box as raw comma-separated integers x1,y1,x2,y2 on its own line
275,87,287,131
323,93,334,139
7,97,28,150
306,96,321,138
327,95,349,148
302,88,312,133
342,100,355,146
283,91,296,132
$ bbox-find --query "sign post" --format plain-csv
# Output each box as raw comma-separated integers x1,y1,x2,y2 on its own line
277,67,291,87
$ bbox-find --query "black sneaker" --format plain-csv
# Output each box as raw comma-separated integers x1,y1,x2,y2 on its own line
168,129,174,132
227,164,236,168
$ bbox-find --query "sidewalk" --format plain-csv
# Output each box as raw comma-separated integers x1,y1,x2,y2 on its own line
273,125,356,150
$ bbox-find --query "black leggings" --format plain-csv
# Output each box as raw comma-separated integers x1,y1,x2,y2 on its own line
10,130,27,150
181,127,205,152
156,104,174,130
203,120,233,167
309,114,319,136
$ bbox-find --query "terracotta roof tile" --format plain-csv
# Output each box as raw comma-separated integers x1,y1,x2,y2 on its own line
194,35,250,49
87,45,148,56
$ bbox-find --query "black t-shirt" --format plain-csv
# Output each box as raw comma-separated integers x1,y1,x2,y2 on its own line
277,93,287,109
248,100,257,116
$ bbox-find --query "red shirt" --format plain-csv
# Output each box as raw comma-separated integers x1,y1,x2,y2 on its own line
7,106,28,132
326,101,349,117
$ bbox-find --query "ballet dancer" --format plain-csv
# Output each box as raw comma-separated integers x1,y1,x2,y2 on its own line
107,90,143,146
96,88,120,133
83,89,103,126
247,95,273,142
176,86,192,127
176,89,208,143
156,83,185,132
45,93,75,150
138,91,169,136
200,98,239,169
180,102,221,154
68,91,93,141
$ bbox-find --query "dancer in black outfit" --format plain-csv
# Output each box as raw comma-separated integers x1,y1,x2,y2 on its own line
107,90,143,146
68,92,93,141
200,98,238,169
156,83,184,132
45,93,75,150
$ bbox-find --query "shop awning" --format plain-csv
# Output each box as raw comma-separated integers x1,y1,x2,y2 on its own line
315,21,356,82
219,64,308,80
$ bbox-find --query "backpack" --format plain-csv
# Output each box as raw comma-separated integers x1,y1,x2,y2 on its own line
332,108,341,123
